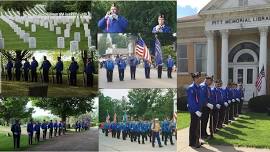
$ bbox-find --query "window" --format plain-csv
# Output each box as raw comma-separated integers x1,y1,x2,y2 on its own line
239,0,248,7
195,43,207,72
237,53,254,62
177,44,188,73
247,69,253,84
237,69,244,83
229,68,234,83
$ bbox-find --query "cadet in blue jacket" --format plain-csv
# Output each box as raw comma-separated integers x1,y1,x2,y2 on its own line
58,121,63,136
238,83,245,114
116,122,121,139
98,3,128,33
40,56,52,83
54,57,63,84
144,59,151,79
6,59,13,80
54,120,58,137
223,83,231,125
152,14,172,33
31,57,39,82
85,58,95,87
48,120,53,138
23,59,30,81
11,119,21,149
105,56,114,82
34,122,41,143
69,57,79,86
129,55,138,80
217,81,228,129
187,72,202,148
41,120,47,140
117,55,126,81
15,58,22,81
167,55,174,78
163,118,174,145
200,75,214,139
210,81,221,133
27,119,34,145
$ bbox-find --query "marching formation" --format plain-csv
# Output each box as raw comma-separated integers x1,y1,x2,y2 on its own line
101,54,174,82
5,56,95,87
100,118,176,148
187,72,244,148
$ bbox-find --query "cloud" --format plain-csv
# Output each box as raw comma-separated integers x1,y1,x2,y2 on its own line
177,0,211,12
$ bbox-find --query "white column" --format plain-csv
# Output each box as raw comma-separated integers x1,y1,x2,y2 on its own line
220,29,229,87
258,26,268,95
205,30,215,76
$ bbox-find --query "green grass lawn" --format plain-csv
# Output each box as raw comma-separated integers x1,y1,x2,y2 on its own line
0,18,89,50
208,112,270,149
177,111,190,130
1,74,98,97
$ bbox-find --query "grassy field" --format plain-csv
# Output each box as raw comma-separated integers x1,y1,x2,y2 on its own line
208,112,270,149
0,18,90,50
177,111,190,130
1,74,98,97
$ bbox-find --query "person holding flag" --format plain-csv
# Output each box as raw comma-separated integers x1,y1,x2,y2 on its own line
154,35,163,79
129,54,139,80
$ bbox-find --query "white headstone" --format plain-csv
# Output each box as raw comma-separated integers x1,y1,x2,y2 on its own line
25,21,29,27
57,37,65,48
66,24,71,29
84,29,90,37
0,38,4,49
83,23,88,30
49,23,54,31
31,24,36,32
29,37,36,48
0,30,2,38
44,21,49,28
70,41,79,52
74,32,80,42
19,30,25,39
88,36,91,48
23,33,30,43
56,27,61,35
64,29,70,38
76,18,80,27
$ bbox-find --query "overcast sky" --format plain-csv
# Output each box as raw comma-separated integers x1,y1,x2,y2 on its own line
177,0,211,18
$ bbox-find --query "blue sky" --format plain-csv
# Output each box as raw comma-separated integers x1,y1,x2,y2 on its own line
177,0,211,18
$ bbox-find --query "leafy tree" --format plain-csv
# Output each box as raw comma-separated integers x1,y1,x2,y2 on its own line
32,97,95,122
0,1,40,16
0,97,34,126
0,50,33,62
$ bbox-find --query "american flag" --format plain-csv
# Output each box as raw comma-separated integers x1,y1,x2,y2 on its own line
155,37,163,65
106,111,110,123
256,65,265,92
135,38,151,63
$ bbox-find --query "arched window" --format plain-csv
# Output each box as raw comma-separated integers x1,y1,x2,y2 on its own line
237,53,254,62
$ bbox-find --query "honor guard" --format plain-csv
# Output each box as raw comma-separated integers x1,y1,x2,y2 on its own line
55,57,63,84
40,56,52,83
144,59,151,79
41,120,48,140
6,59,13,80
11,119,21,149
34,122,41,143
105,56,114,82
69,57,79,86
48,120,53,138
129,55,139,80
31,57,39,82
23,59,30,81
117,55,126,81
85,58,95,87
15,58,22,81
27,119,34,145
54,120,58,136
98,3,128,33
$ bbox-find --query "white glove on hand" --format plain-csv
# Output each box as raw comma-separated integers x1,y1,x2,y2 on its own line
207,103,214,110
224,102,228,107
241,97,244,100
216,104,221,109
228,100,231,104
236,98,240,102
195,111,202,117
112,14,118,20
232,99,235,102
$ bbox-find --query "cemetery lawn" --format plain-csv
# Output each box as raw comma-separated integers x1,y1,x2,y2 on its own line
0,18,89,50
1,74,98,97
207,112,270,149
177,111,190,130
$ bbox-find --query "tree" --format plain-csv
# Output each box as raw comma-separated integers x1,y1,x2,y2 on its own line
0,50,33,62
0,97,34,126
0,1,39,16
32,97,95,122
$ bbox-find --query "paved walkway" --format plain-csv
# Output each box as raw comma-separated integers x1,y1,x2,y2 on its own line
27,128,98,151
177,128,270,152
99,130,176,151
99,67,177,89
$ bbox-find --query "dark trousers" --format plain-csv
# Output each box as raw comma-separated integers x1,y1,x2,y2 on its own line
35,132,40,142
105,129,109,136
106,70,113,82
43,70,49,83
58,128,62,136
152,132,162,147
122,131,127,140
189,112,200,147
218,106,226,128
31,70,37,82
167,67,172,78
229,103,234,120
145,67,150,78
130,66,136,80
13,134,20,148
49,129,53,138
141,132,147,144
56,71,62,84
201,106,210,137
212,109,219,133
112,130,116,138
239,99,244,114
43,129,47,140
24,70,29,81
164,132,174,145
118,69,124,81
224,106,230,124
54,129,57,137
234,102,239,117
86,73,93,87
15,69,21,81
70,72,77,85
28,133,33,145
117,131,120,139
7,70,12,80
157,65,162,78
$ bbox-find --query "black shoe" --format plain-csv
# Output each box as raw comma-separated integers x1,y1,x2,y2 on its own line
159,145,163,148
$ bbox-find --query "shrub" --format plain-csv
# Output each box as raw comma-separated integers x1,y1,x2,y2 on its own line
248,95,270,113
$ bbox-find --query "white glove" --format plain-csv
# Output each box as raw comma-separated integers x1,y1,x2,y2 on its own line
207,103,214,110
232,99,235,102
224,102,228,107
112,14,118,20
216,104,221,109
241,97,244,100
195,111,202,117
228,100,231,104
236,98,240,102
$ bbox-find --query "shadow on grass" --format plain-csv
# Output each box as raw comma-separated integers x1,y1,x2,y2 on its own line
222,127,247,136
231,123,254,129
